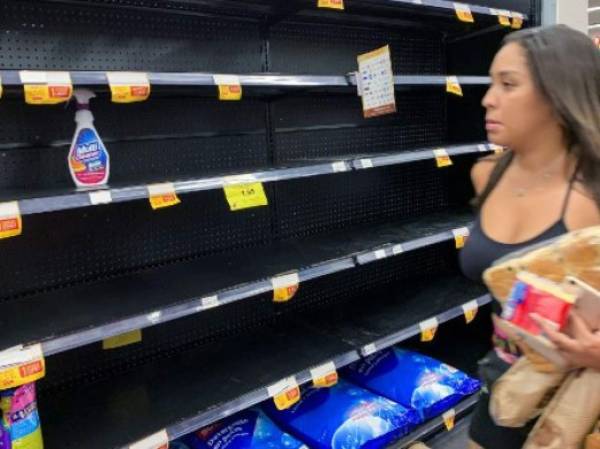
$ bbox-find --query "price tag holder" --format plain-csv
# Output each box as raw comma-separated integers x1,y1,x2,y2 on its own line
106,72,151,103
392,244,404,255
0,201,22,240
129,430,169,449
147,183,181,210
318,0,344,10
19,71,73,105
272,272,300,303
477,144,488,153
103,329,142,350
453,3,474,23
443,409,456,431
357,45,396,118
362,343,377,357
452,227,470,249
420,317,439,342
268,376,301,411
89,190,113,206
357,158,374,169
446,76,463,97
433,149,453,168
488,143,504,154
213,75,242,101
200,295,220,310
462,300,479,324
490,8,511,26
310,362,338,388
373,249,387,260
331,161,348,173
511,12,524,29
0,344,46,390
223,175,268,211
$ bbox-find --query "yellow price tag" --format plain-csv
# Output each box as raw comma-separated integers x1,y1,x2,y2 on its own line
0,201,22,240
213,75,242,101
462,300,479,324
129,430,169,449
268,377,301,411
0,344,46,390
511,13,524,29
443,409,456,431
453,3,474,23
106,72,151,103
452,227,470,249
318,0,344,9
489,143,505,154
420,318,439,342
20,71,73,105
272,272,300,303
147,183,181,210
433,149,453,168
311,362,338,388
223,177,268,211
446,76,463,97
103,329,142,350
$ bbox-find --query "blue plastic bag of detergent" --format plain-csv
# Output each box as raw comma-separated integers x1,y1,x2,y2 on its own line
177,408,307,449
263,379,420,449
342,348,481,421
0,383,44,449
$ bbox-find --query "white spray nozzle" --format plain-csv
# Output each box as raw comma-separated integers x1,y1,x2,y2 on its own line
73,89,96,105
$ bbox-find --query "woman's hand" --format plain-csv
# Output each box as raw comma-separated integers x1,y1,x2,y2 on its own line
531,311,600,371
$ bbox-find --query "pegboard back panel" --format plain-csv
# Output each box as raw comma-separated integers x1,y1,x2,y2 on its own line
0,0,262,72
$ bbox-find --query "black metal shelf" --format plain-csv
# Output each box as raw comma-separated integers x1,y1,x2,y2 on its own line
38,273,488,449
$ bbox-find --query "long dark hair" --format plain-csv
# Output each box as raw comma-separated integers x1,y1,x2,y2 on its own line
475,25,600,209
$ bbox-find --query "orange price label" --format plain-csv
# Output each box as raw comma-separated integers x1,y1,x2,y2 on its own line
453,3,474,23
446,76,463,97
106,72,151,103
0,201,22,240
490,9,511,26
272,272,300,303
433,149,453,168
103,329,142,350
318,0,344,10
420,318,439,342
511,12,524,29
311,362,338,388
20,71,73,105
489,143,505,154
129,430,169,449
0,344,46,390
462,300,479,324
452,227,470,249
443,409,456,431
213,75,242,101
147,183,181,210
268,377,301,411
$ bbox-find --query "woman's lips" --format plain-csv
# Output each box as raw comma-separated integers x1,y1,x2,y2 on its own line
485,120,502,131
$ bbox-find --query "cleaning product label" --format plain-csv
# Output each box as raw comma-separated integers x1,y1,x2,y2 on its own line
70,128,109,186
453,3,474,22
318,0,344,10
179,409,306,449
342,348,481,421
263,379,420,449
0,345,45,390
107,72,151,103
446,76,463,97
20,71,72,105
0,202,22,240
0,383,44,449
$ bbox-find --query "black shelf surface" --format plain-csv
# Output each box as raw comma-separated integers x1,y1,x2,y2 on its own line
39,273,487,449
0,211,473,357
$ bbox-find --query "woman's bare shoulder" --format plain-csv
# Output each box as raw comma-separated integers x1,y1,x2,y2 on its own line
471,154,502,195
565,182,600,230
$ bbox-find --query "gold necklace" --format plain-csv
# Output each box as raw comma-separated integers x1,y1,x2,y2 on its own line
511,155,566,198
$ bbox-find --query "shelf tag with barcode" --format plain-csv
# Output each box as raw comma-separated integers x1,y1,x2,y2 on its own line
20,71,73,105
223,175,268,211
129,429,169,449
433,149,453,168
147,183,181,210
357,45,396,119
477,144,488,153
446,76,463,97
89,190,113,206
462,300,479,324
0,344,45,390
318,0,344,10
362,343,377,357
420,317,439,342
490,9,511,26
511,12,524,29
443,409,456,431
311,362,338,388
103,329,142,350
272,272,300,303
489,143,504,154
392,244,404,255
357,158,374,169
453,3,474,22
452,227,470,249
0,201,22,240
268,376,301,411
331,161,348,172
213,75,242,101
106,72,151,103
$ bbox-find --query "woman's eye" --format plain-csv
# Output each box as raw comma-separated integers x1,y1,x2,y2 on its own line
502,81,515,89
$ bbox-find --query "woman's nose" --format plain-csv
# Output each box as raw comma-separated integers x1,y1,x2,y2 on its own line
482,85,496,109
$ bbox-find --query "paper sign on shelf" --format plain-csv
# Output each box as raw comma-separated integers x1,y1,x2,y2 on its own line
213,75,242,101
89,190,113,206
147,182,181,210
462,300,479,324
19,71,73,105
446,76,463,97
103,329,142,350
106,72,151,103
511,12,524,29
0,201,22,240
268,376,301,411
453,3,474,23
392,244,404,255
318,0,344,10
433,149,453,168
223,175,268,211
452,227,470,249
362,343,377,357
331,161,348,172
129,429,169,449
443,409,456,431
419,317,439,342
357,45,396,119
0,344,45,390
272,272,300,303
357,158,374,169
310,361,338,388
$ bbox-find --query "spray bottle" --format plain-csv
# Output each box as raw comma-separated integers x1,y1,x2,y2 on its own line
68,89,110,187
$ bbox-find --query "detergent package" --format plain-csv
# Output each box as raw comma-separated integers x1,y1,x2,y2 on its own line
179,408,307,449
0,383,44,449
263,379,420,449
342,348,481,420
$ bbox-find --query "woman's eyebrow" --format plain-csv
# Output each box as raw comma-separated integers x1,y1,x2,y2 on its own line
489,69,522,77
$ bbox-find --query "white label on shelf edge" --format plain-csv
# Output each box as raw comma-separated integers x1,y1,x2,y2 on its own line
223,174,257,185
374,249,386,260
89,190,113,205
511,11,524,19
267,376,299,398
391,244,404,255
362,343,377,357
331,161,347,173
419,317,439,332
213,74,241,86
0,344,43,370
271,272,300,290
200,295,220,310
477,144,488,153
106,71,150,86
358,158,374,169
462,300,479,314
433,148,450,159
19,71,71,85
412,0,423,4
147,182,177,197
146,311,162,325
452,227,470,238
0,201,20,219
310,361,336,381
129,429,169,449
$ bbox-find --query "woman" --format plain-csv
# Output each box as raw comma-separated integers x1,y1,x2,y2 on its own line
459,25,600,449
